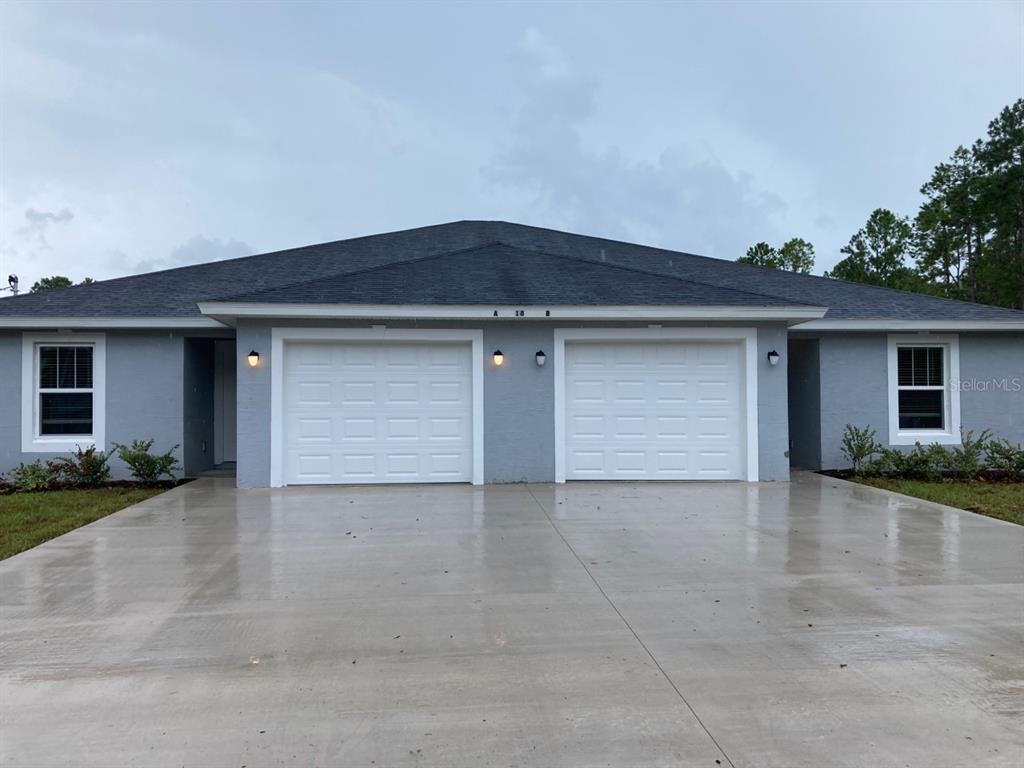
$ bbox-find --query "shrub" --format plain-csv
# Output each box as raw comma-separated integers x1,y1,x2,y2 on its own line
946,429,991,480
8,460,57,492
111,440,181,483
840,424,882,473
875,443,944,480
985,438,1024,478
47,445,111,487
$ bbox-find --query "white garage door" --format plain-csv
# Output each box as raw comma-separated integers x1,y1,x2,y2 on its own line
564,341,745,480
283,342,473,484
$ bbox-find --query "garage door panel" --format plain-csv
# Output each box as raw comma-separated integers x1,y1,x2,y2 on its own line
654,344,690,368
429,417,464,439
340,381,375,405
569,415,605,440
385,381,419,404
656,451,688,473
655,380,688,403
613,415,646,438
297,418,332,441
293,381,332,406
564,340,744,480
570,450,606,474
284,342,473,485
611,379,646,403
656,415,689,438
429,380,465,404
342,453,376,477
292,344,333,368
427,345,467,368
296,454,332,478
385,417,419,440
570,379,605,402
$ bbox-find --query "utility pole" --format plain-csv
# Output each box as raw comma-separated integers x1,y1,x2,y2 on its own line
1,274,19,296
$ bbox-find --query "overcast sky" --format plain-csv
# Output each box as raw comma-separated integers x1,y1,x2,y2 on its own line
1,1,1021,289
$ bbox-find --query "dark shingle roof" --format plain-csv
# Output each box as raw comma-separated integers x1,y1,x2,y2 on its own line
222,243,802,307
0,219,1021,321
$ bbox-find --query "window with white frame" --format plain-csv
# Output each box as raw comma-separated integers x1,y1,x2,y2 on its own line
21,333,106,452
887,334,960,445
38,345,94,435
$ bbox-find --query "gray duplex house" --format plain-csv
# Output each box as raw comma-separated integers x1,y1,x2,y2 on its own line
1,221,1022,487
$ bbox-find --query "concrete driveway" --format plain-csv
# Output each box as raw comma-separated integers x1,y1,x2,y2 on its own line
1,473,1021,767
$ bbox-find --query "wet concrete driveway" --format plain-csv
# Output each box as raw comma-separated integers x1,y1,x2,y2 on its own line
1,472,1022,767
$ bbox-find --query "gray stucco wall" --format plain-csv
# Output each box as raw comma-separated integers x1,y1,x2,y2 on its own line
236,322,272,488
810,332,1024,469
756,324,790,482
234,320,791,487
483,325,555,483
959,334,1024,442
0,331,186,480
787,338,821,469
0,333,23,477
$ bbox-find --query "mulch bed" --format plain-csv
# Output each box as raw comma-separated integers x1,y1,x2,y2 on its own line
0,479,191,496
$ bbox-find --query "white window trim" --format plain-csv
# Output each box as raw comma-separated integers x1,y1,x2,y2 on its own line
21,333,106,453
552,327,760,483
887,334,961,446
269,327,484,487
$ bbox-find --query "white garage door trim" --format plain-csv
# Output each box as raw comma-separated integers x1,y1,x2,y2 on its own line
270,327,484,487
553,327,759,482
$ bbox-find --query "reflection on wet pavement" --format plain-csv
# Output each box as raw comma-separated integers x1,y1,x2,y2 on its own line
1,472,1021,766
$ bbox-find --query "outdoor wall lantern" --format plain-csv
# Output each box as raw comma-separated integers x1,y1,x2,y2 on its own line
492,350,504,366
247,350,261,368
535,350,546,367
767,349,780,366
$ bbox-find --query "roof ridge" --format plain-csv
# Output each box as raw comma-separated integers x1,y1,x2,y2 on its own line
217,240,510,302
5,220,480,299
534,246,818,307
217,239,818,308
487,220,1024,316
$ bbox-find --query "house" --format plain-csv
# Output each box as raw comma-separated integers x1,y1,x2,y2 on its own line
1,220,1022,487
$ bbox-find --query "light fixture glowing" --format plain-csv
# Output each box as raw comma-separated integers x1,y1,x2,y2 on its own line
247,350,260,368
535,349,546,366
767,349,780,366
492,350,504,366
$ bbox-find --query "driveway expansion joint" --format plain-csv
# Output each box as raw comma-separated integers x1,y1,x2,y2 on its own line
524,484,737,768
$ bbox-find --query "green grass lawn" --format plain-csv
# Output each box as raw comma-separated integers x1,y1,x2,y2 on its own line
853,478,1024,526
0,487,166,560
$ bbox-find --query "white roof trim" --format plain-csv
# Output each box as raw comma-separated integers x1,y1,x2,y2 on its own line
793,319,1024,331
0,317,228,329
197,302,828,323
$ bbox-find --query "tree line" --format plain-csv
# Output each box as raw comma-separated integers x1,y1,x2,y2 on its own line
738,99,1023,310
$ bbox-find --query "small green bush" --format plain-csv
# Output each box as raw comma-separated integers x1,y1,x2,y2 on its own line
47,445,111,487
947,429,991,480
986,438,1024,479
111,440,180,483
8,460,57,492
875,443,944,480
839,426,1024,481
840,424,882,473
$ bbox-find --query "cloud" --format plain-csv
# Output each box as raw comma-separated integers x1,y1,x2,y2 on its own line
130,234,251,274
16,207,74,248
485,29,786,259
23,207,74,228
521,27,572,81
